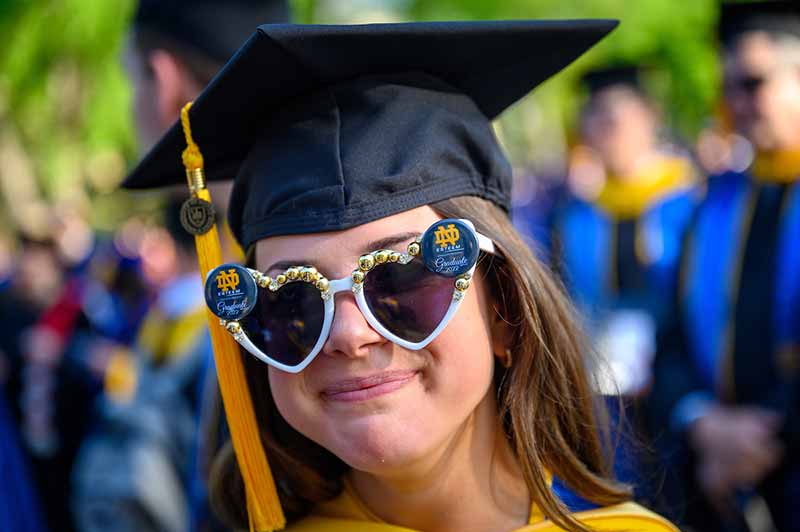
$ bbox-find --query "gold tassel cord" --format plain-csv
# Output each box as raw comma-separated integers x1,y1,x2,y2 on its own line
180,103,286,532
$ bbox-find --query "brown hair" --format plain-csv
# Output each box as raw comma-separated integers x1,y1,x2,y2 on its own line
208,195,631,531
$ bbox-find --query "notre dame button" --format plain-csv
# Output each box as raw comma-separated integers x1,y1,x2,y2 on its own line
180,198,216,235
204,263,258,320
420,219,479,277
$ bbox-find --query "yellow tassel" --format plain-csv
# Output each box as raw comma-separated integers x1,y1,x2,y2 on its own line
180,103,286,532
180,102,205,171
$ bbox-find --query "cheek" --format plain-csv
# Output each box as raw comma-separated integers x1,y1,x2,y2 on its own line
766,77,800,117
426,286,496,408
267,369,321,442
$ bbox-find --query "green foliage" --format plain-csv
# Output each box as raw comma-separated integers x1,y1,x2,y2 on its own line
0,0,136,233
406,0,721,137
0,0,723,235
289,0,319,24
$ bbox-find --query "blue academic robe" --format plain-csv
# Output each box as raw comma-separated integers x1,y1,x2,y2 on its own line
650,170,800,530
680,172,800,397
0,390,47,532
553,190,697,326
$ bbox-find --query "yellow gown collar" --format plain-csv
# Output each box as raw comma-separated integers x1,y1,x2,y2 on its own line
296,479,679,532
285,479,679,532
593,156,695,220
751,149,800,184
312,477,545,529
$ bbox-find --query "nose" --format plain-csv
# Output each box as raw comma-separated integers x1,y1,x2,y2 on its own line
321,292,386,359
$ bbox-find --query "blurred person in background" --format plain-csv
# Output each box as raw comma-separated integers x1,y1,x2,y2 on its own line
0,232,49,532
538,66,699,509
1,231,65,420
549,67,698,389
71,2,290,532
16,220,149,532
649,2,800,531
0,232,57,415
2,228,74,532
74,197,211,532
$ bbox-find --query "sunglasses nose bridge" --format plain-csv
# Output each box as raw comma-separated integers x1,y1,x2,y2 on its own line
321,285,385,359
328,277,354,294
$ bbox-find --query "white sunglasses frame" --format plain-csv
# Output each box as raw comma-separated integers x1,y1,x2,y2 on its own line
219,219,495,373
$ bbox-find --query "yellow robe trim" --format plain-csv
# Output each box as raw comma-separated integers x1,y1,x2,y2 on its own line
751,149,800,184
594,156,695,220
103,347,137,404
136,306,208,364
104,307,208,404
284,480,678,532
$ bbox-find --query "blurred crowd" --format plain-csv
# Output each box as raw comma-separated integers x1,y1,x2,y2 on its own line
1,1,800,532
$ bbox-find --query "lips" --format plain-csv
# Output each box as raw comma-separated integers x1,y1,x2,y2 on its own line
321,370,419,402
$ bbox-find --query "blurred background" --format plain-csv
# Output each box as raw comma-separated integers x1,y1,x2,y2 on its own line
1,1,795,532
0,0,719,244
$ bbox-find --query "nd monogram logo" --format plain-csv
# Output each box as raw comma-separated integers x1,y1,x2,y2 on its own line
433,223,460,250
216,268,241,293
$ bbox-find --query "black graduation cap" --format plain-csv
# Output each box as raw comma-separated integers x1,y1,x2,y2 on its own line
580,65,642,95
133,0,291,63
123,21,618,250
720,1,800,46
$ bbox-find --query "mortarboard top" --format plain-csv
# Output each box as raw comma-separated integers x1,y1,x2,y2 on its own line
720,1,800,46
123,20,618,250
580,65,642,95
133,0,291,63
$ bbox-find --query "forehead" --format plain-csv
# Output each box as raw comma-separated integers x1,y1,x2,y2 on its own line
254,206,442,274
585,86,647,115
727,31,785,74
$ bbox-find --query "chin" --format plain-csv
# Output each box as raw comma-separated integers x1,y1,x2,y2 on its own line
325,414,433,474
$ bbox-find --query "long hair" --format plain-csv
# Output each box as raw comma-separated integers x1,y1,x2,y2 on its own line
209,195,631,531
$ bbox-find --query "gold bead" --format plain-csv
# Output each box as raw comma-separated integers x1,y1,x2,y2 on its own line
352,270,365,284
300,266,318,282
374,250,389,264
358,254,375,271
286,267,299,280
389,252,401,262
258,275,272,288
408,242,421,256
276,274,287,284
455,278,470,291
315,278,329,292
226,321,241,334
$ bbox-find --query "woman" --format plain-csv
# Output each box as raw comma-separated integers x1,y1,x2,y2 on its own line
124,21,677,532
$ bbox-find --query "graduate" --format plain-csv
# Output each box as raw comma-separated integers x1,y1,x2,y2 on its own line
124,20,678,532
649,2,800,530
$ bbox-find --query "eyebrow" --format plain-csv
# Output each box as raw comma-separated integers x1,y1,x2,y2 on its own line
263,231,420,274
363,232,420,254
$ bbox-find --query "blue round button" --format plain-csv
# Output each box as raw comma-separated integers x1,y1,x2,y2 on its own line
420,219,479,277
204,263,258,320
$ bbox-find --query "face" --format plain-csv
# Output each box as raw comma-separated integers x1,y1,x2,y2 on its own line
14,242,63,310
725,31,800,151
255,206,500,476
581,86,657,178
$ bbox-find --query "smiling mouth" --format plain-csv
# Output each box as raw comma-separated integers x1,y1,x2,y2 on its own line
321,370,419,403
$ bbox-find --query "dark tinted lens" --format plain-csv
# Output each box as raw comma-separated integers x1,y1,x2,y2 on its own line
240,281,325,367
363,259,454,343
